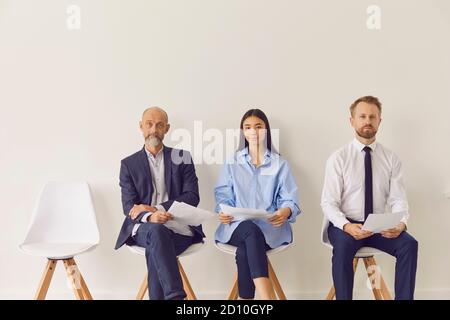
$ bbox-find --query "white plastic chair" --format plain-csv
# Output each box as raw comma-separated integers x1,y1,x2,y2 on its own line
215,235,293,300
19,182,99,300
321,218,392,300
128,241,205,300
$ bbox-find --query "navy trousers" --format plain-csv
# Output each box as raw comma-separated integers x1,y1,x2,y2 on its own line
227,221,271,299
132,222,199,300
328,222,418,300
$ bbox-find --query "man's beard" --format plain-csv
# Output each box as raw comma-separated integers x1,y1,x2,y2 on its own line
356,126,377,139
145,134,162,147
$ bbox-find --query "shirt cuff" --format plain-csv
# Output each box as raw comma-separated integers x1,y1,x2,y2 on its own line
156,204,166,212
140,212,152,223
279,202,299,223
333,216,351,230
400,217,408,229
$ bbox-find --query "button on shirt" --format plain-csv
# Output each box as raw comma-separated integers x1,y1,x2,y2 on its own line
320,138,409,230
214,148,301,249
132,146,193,237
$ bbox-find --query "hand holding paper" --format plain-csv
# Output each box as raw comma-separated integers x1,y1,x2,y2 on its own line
169,201,215,225
163,201,215,236
361,212,406,233
220,204,272,221
380,223,406,239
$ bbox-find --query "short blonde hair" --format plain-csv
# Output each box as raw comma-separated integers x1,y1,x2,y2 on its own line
350,96,382,117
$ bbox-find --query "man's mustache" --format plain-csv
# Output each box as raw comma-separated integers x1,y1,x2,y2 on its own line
145,134,161,139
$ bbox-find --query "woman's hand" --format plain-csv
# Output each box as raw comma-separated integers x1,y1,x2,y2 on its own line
219,212,234,224
268,208,291,227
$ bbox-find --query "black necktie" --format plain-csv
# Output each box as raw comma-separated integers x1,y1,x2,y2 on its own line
363,146,373,220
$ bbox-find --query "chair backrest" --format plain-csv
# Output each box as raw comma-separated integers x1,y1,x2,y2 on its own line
321,216,332,248
21,182,100,245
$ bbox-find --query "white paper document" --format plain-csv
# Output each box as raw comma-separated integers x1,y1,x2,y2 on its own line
164,201,215,236
361,212,406,233
220,204,272,221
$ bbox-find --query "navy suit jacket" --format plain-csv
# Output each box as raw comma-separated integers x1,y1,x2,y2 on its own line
115,146,205,249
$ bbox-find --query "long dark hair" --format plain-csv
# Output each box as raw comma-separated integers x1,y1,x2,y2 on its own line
238,108,276,153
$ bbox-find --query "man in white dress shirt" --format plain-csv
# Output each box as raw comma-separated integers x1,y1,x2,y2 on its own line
321,96,418,300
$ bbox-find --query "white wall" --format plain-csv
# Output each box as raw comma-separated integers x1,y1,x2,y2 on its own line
1,0,450,299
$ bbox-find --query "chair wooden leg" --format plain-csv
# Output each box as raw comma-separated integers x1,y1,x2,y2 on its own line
79,274,93,300
326,257,359,300
63,258,85,300
325,286,336,300
178,259,197,300
353,257,359,272
227,272,239,300
67,258,93,300
367,256,392,300
136,261,197,301
80,275,93,299
363,257,384,300
268,259,286,300
136,274,148,300
379,274,393,300
34,259,57,300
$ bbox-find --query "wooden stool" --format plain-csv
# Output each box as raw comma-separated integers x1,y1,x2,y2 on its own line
128,242,204,300
35,258,93,300
215,242,291,300
326,247,392,300
18,182,99,300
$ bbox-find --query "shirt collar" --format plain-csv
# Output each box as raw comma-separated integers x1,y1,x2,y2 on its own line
144,145,164,159
352,138,377,152
239,147,272,163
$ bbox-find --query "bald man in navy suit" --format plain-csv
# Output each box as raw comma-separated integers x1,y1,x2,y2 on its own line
115,107,204,300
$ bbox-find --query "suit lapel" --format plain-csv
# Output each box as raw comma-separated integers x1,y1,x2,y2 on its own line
163,146,172,197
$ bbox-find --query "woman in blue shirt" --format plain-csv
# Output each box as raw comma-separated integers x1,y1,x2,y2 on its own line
215,109,301,300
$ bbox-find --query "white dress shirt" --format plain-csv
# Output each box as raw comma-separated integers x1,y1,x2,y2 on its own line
132,146,193,237
321,138,409,230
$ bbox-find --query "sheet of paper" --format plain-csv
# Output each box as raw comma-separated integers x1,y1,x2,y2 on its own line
163,201,215,235
163,220,194,237
220,204,272,221
361,212,406,233
168,201,215,226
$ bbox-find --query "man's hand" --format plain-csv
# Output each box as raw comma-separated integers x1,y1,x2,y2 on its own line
149,211,173,224
343,223,373,240
219,212,233,224
129,204,157,220
381,222,406,239
268,208,291,227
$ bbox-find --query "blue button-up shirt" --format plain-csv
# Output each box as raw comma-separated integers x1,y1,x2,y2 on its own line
214,148,301,248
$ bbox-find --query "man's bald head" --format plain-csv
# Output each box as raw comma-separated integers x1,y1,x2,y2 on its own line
142,106,169,123
140,106,170,150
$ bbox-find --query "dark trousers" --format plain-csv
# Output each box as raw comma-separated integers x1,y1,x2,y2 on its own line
132,222,198,300
227,221,271,299
328,221,418,300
